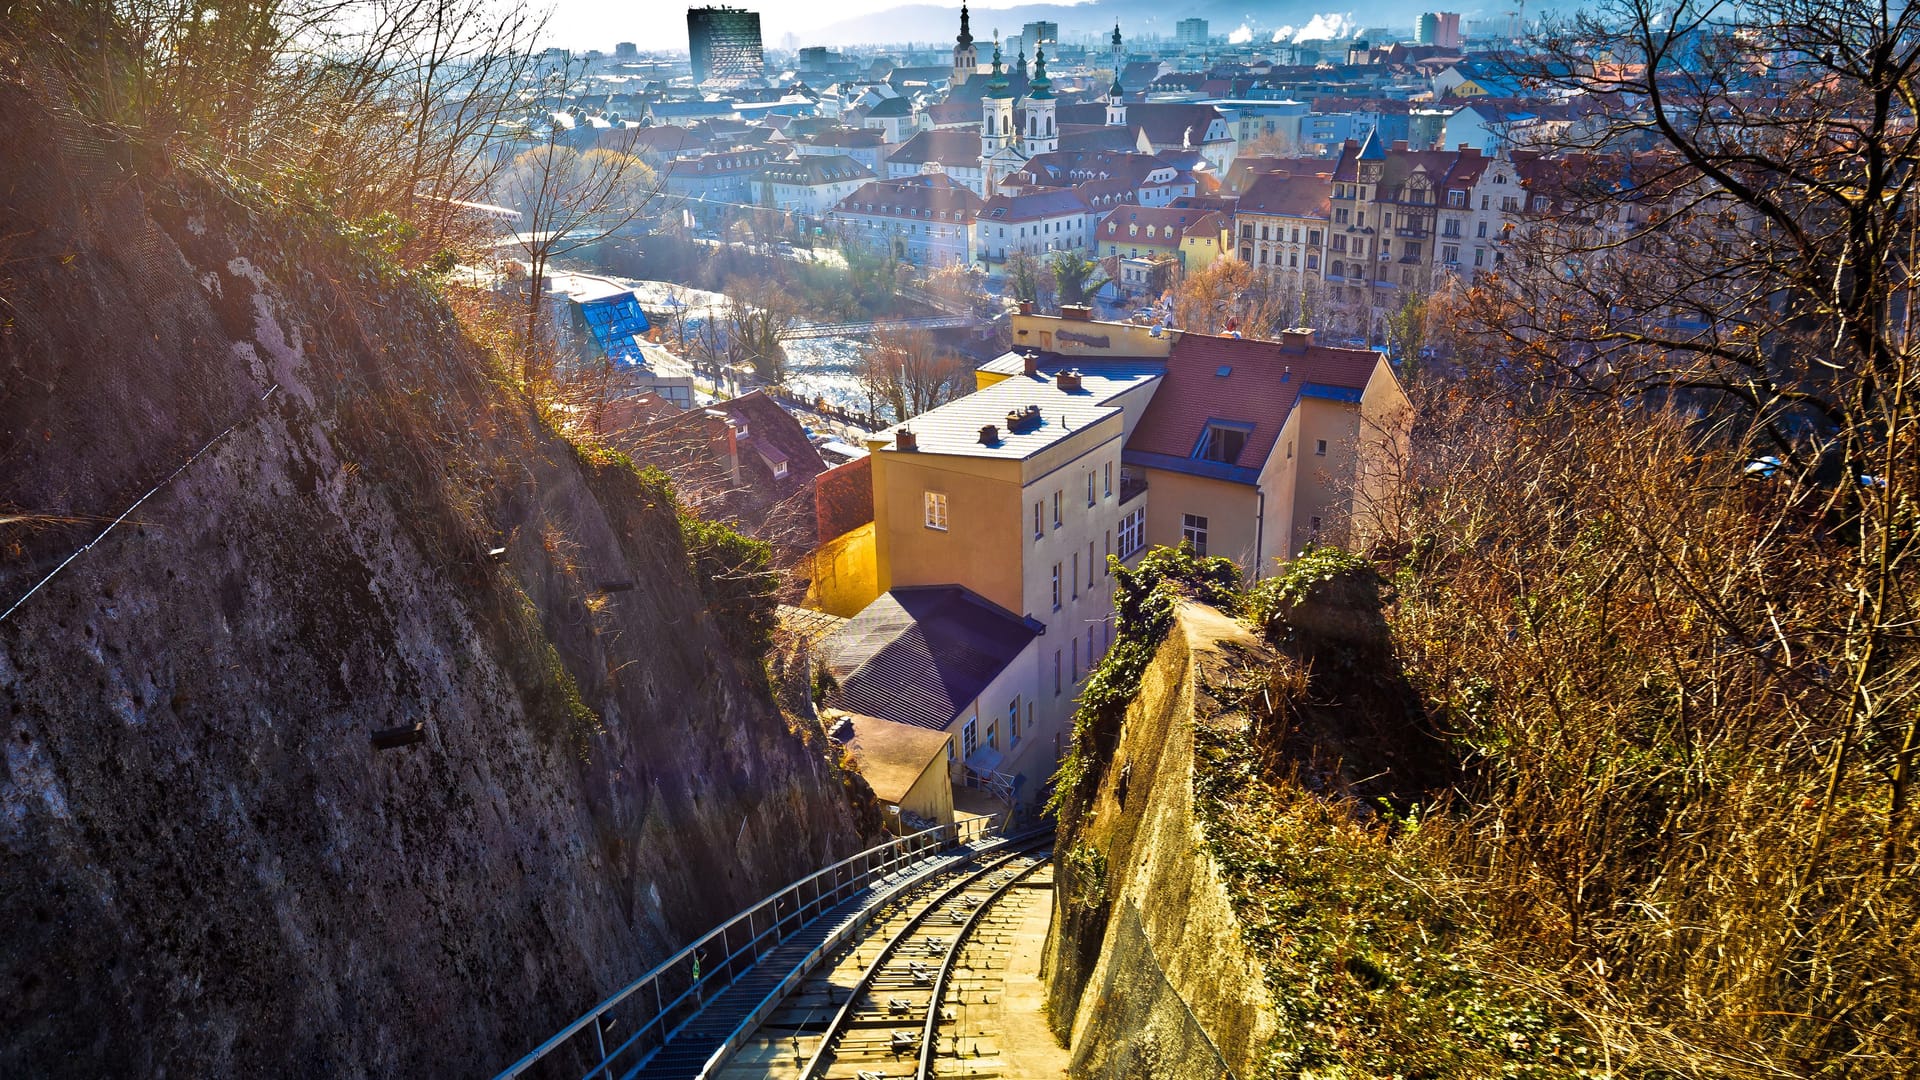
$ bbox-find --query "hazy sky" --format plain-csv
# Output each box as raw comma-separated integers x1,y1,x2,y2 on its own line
543,0,1026,53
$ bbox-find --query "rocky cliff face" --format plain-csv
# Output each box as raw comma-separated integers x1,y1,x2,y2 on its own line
0,74,857,1076
1043,604,1279,1080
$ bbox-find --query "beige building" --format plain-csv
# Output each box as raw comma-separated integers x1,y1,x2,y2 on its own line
864,337,1166,796
818,586,1044,805
832,712,956,831
821,310,1409,810
1121,328,1408,574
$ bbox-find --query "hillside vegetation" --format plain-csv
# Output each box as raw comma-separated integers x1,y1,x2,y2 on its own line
1051,457,1916,1078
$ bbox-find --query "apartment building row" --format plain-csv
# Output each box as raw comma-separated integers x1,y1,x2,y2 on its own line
810,310,1409,818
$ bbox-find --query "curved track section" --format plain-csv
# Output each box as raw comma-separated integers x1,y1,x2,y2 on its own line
714,841,1053,1080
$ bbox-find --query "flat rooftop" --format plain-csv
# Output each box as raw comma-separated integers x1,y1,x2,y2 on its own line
870,354,1163,461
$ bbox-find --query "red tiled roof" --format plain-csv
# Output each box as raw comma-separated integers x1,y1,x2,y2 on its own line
888,128,983,168
1237,170,1333,219
1125,333,1380,475
833,173,984,221
1096,205,1225,247
713,389,826,487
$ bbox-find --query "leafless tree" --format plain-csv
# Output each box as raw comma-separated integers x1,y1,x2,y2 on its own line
859,321,969,422
496,100,663,383
1381,3,1920,1069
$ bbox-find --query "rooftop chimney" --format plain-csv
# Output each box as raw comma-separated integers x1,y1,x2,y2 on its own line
1280,327,1316,352
895,428,918,451
979,424,1000,444
1060,304,1092,322
1392,139,1410,152
1023,351,1039,376
1056,369,1083,391
1018,299,1034,315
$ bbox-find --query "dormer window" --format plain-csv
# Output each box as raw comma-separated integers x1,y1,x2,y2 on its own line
1193,420,1254,465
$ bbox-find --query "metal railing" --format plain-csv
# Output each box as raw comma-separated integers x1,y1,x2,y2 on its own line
493,817,995,1080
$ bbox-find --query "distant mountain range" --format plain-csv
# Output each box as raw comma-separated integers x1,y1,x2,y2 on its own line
794,1,1513,50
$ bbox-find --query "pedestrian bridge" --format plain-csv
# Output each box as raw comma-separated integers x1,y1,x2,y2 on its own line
783,315,976,340
491,819,1021,1080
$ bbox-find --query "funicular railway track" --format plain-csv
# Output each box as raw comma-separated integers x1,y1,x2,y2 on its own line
716,841,1053,1080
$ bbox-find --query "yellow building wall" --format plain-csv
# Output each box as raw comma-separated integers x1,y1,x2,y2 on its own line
1180,232,1228,272
898,751,956,829
977,368,1013,391
1139,468,1261,572
808,521,879,617
872,451,1025,614
1010,313,1176,359
1354,359,1414,547
1287,396,1366,555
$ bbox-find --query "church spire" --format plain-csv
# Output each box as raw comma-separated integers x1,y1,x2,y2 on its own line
987,34,1010,98
1029,42,1052,99
957,2,972,47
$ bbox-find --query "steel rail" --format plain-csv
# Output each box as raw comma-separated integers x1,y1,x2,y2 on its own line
494,818,994,1080
914,851,1052,1079
796,839,1051,1080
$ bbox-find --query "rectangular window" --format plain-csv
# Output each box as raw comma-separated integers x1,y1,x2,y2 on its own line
964,718,978,759
987,720,998,750
923,491,948,530
1009,697,1021,745
1053,490,1062,528
1072,638,1080,682
1182,513,1209,556
1087,471,1096,507
1118,508,1146,558
1055,650,1063,694
1104,461,1113,496
1448,190,1465,206
1475,247,1486,266
1034,501,1043,539
1072,553,1079,599
1477,221,1488,238
1315,438,1328,455
1105,530,1112,568
1052,563,1061,609
1088,541,1096,587
1087,625,1096,670
1310,515,1322,533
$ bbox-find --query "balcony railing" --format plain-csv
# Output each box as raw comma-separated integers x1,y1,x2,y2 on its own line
1119,469,1148,505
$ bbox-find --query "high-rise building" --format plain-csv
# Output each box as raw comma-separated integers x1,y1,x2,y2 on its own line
614,41,638,60
1419,12,1464,48
1021,20,1058,45
686,6,764,83
1175,18,1209,46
